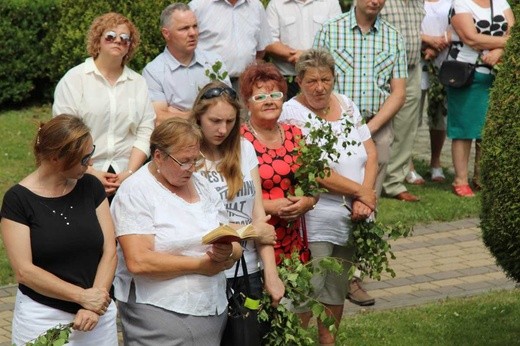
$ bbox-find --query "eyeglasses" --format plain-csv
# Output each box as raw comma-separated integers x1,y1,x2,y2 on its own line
200,87,238,101
104,31,132,46
250,92,284,103
81,145,96,166
166,151,205,171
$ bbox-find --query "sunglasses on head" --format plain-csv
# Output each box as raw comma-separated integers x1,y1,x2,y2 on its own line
81,145,96,166
104,31,132,46
250,92,284,103
200,87,238,101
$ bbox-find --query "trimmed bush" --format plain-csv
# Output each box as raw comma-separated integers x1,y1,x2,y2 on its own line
0,0,59,105
480,5,520,282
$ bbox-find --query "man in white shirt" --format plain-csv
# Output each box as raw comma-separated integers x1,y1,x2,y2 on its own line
143,3,231,125
265,0,342,98
189,0,272,88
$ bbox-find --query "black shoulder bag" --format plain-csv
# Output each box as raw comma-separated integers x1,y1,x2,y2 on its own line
221,255,262,346
439,0,493,88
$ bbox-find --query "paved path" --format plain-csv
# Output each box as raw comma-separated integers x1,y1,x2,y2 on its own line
0,219,516,345
344,218,516,315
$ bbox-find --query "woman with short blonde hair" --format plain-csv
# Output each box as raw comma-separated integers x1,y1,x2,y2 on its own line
112,118,241,345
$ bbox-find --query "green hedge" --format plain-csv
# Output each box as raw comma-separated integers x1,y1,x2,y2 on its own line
480,5,520,282
0,0,59,105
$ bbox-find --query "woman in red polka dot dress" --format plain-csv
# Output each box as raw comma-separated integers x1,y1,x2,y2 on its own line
239,63,318,265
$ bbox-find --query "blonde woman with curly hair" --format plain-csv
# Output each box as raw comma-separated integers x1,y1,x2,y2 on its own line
53,12,155,201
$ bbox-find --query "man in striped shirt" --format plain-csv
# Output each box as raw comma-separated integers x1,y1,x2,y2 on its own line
314,0,407,201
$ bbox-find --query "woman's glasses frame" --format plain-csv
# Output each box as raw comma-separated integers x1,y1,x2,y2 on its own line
104,31,132,46
81,145,96,166
200,87,237,101
250,91,284,103
165,151,206,171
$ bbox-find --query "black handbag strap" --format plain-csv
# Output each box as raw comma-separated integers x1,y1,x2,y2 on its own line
446,0,494,66
230,254,252,297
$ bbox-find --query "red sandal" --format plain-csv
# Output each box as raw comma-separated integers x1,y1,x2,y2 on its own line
453,184,475,197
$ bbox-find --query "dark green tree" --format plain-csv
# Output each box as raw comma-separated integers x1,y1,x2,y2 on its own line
480,4,520,282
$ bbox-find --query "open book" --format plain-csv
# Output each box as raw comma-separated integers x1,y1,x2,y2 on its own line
202,224,257,244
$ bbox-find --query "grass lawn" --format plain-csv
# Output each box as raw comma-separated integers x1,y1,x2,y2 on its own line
338,290,520,345
377,159,481,227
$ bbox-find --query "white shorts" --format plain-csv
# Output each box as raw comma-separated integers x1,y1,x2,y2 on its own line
12,289,118,346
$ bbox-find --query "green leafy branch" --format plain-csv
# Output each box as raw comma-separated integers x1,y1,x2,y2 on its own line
205,60,228,82
293,113,357,197
258,252,343,346
348,219,412,281
22,323,73,346
293,112,412,281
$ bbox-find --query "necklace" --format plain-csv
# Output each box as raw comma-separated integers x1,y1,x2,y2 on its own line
36,170,69,198
309,104,331,118
39,202,74,226
248,120,284,144
34,171,74,225
300,96,331,119
316,106,331,117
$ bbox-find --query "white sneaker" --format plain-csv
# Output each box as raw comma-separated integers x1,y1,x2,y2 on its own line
431,167,445,182
405,170,425,185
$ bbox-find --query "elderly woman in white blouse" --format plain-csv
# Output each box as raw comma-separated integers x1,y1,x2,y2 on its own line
52,12,155,198
280,48,377,346
110,118,241,346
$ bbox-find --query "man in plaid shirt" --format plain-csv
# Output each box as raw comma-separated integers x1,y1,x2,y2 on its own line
314,0,407,200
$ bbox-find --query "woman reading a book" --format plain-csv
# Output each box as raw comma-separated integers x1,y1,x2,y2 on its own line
239,63,318,265
110,118,241,345
194,81,284,342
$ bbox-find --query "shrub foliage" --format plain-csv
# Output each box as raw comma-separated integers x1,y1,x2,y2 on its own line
0,0,59,105
480,5,520,282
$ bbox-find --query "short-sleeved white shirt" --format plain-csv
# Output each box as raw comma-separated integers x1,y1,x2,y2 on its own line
199,139,260,277
266,0,342,76
52,58,156,173
280,94,371,245
189,0,273,78
422,0,452,69
111,164,229,316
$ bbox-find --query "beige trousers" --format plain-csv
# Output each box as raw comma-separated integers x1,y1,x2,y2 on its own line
383,66,422,197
